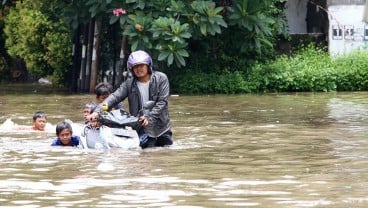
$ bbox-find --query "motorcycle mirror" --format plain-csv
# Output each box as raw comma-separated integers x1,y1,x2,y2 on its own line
143,101,155,110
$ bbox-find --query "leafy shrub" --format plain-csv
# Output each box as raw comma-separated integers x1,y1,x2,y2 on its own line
4,1,72,86
172,43,368,94
249,44,337,92
333,50,368,91
175,70,250,94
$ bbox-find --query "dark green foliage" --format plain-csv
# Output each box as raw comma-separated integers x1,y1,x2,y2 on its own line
173,70,250,94
171,44,368,94
1,0,288,88
250,44,337,92
0,2,13,82
7,0,364,95
334,51,368,91
256,44,368,93
0,55,8,81
4,0,72,86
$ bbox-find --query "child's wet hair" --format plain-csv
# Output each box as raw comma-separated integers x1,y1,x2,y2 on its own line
56,121,73,135
94,82,113,97
84,103,96,111
33,111,46,121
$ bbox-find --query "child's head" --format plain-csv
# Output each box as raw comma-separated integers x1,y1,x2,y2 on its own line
83,103,96,121
32,111,47,131
94,82,113,103
56,121,73,146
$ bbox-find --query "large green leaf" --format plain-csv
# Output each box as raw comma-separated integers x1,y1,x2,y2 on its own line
109,15,119,24
174,52,186,66
168,53,174,65
176,49,189,57
158,51,170,61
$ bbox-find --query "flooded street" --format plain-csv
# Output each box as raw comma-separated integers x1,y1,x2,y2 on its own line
1,84,368,207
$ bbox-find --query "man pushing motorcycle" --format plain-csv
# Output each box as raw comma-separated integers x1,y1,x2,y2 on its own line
87,50,174,149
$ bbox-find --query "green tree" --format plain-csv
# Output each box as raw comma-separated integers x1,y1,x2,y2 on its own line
0,0,15,82
4,0,72,86
77,0,227,68
2,0,288,91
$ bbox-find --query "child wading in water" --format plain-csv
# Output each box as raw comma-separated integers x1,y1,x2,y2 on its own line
32,111,47,131
12,111,49,132
51,121,80,146
94,82,124,110
83,103,96,124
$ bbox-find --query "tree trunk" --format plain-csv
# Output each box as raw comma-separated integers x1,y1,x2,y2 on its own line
85,19,95,92
89,19,102,93
70,25,81,92
117,35,128,84
78,23,89,92
111,24,118,87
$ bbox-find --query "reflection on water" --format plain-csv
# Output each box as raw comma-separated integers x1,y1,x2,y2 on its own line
1,85,368,207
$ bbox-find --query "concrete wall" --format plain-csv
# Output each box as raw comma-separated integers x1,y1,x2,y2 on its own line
328,4,367,56
284,0,368,56
285,0,308,34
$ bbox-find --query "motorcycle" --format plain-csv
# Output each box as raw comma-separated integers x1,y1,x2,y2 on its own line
79,101,154,150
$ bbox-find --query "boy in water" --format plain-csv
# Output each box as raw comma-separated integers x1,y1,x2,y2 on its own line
83,103,96,124
32,111,47,131
94,82,124,110
51,121,80,146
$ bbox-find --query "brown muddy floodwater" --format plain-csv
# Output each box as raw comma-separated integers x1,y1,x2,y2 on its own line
1,84,368,207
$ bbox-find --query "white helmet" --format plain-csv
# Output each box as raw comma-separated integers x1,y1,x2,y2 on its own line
127,50,153,73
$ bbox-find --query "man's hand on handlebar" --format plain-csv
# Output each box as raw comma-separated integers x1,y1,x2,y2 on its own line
139,116,149,127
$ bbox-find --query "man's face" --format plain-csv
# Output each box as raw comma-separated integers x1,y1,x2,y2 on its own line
133,64,149,78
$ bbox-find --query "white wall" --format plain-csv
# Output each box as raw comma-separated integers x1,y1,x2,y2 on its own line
328,5,367,56
285,0,308,34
